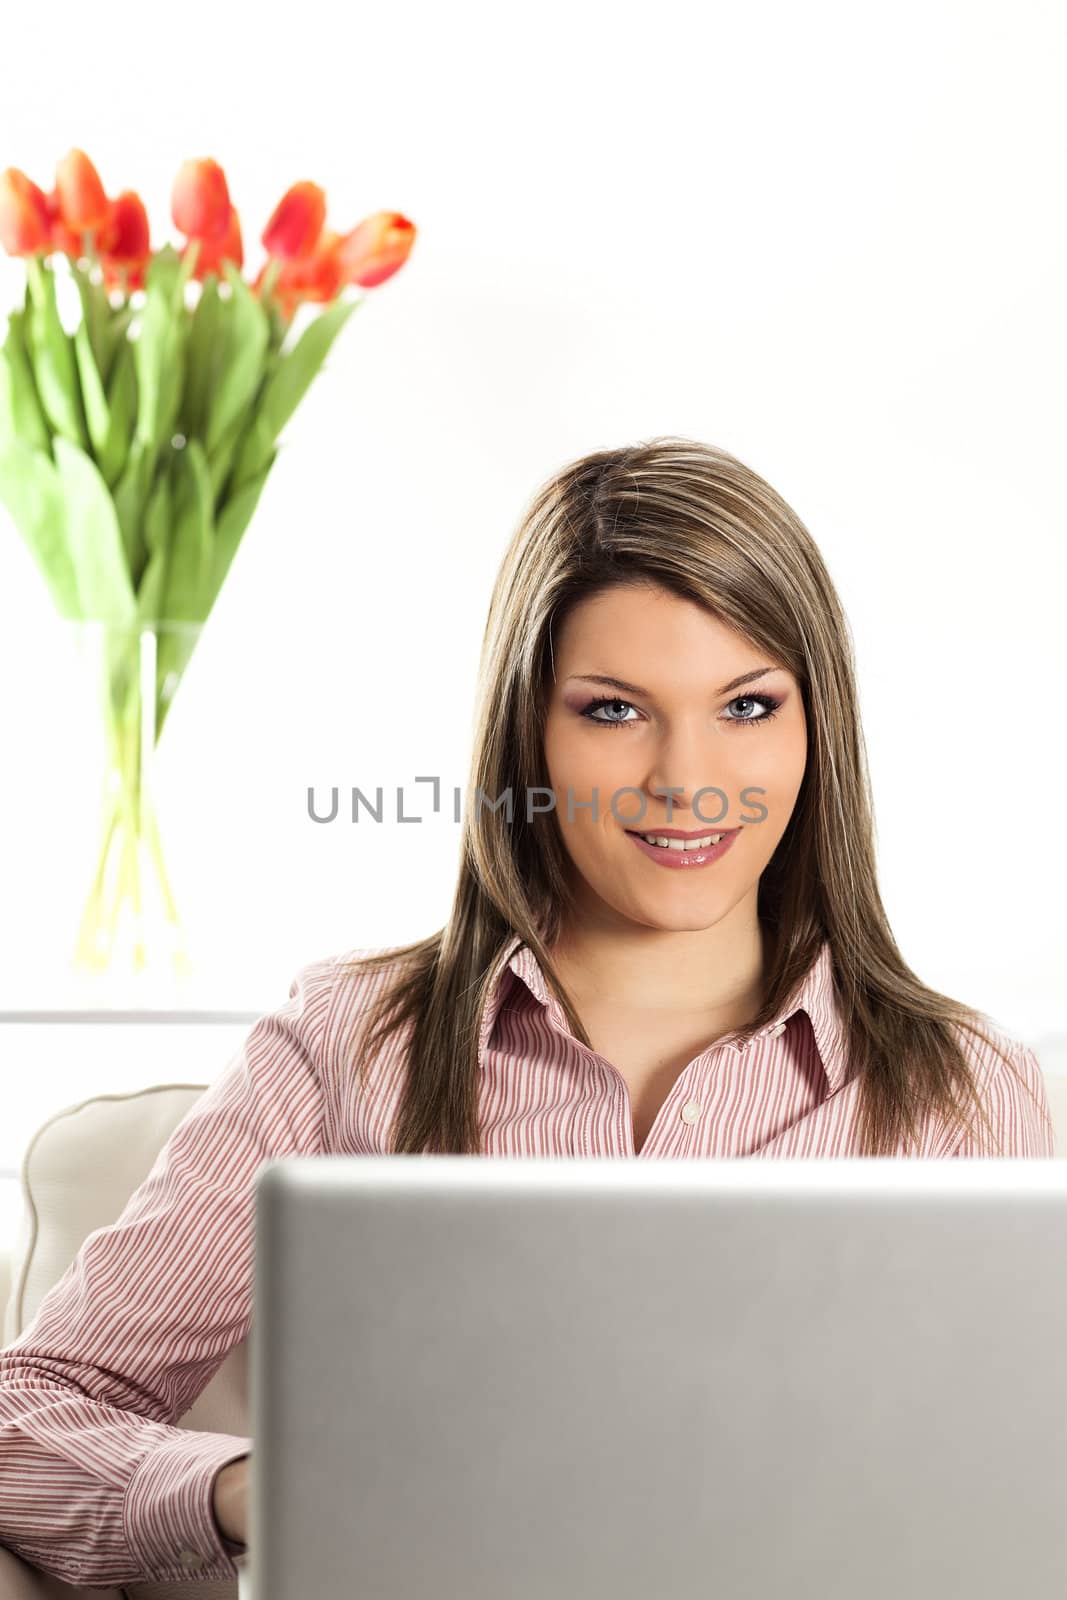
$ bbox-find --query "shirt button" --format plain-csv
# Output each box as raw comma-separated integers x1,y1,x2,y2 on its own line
767,1021,786,1038
680,1100,703,1123
178,1549,204,1570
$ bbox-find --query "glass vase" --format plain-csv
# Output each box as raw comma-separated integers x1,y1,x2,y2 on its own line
69,619,202,980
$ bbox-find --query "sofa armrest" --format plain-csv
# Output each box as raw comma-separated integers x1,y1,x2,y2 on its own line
0,1541,124,1599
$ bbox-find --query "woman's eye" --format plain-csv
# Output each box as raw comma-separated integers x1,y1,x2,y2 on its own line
723,693,781,726
582,697,639,727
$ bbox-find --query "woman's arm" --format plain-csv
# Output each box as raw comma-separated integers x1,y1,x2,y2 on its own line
0,955,337,1588
212,1452,251,1551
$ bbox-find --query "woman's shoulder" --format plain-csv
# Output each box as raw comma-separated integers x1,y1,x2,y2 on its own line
943,1008,1055,1156
294,943,417,986
309,943,422,1041
945,1008,1045,1082
327,943,421,988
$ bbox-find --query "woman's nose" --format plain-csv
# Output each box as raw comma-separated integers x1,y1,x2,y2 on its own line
643,724,735,824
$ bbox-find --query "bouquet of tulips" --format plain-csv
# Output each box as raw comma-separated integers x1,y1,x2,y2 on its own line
0,148,415,974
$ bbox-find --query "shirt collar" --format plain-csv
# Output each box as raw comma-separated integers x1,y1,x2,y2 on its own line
478,934,849,1095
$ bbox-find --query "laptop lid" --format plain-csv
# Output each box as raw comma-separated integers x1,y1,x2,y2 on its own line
247,1156,1067,1599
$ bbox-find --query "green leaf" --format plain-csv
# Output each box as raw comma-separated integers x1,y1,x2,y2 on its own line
101,301,136,387
180,275,224,443
205,406,250,503
229,294,361,491
24,256,90,450
136,464,174,624
0,331,47,457
0,440,80,616
143,454,173,554
265,295,290,355
161,438,214,622
111,435,155,586
69,260,113,386
154,440,213,734
99,340,135,488
150,241,197,302
225,412,273,496
202,261,270,457
0,311,51,453
53,436,136,622
137,545,170,631
211,449,275,598
73,319,111,462
133,247,192,458
133,285,181,452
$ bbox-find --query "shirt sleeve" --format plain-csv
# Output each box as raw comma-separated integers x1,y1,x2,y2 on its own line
0,954,337,1588
953,1038,1056,1158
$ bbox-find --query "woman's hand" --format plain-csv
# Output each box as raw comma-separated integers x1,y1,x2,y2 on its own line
212,1454,250,1547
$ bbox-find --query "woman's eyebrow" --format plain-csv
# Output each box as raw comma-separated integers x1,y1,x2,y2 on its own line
566,667,779,697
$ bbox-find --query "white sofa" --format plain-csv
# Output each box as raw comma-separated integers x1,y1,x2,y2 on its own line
0,1083,246,1600
2,1052,1067,1598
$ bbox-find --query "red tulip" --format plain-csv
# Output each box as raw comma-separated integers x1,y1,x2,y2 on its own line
171,158,231,242
0,167,51,255
187,204,243,281
257,228,344,319
98,191,151,264
336,211,415,288
54,148,111,235
261,180,326,261
96,191,151,296
44,189,86,258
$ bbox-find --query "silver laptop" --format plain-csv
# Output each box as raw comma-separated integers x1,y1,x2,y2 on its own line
243,1156,1067,1599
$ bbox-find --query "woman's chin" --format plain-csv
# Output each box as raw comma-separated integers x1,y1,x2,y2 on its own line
610,887,731,934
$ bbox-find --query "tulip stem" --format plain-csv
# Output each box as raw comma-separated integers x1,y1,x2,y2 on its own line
24,251,48,310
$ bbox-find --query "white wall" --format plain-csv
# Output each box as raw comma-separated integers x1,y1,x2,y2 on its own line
1,0,1064,1036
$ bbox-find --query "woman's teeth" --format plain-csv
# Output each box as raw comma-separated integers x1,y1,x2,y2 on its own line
639,833,724,851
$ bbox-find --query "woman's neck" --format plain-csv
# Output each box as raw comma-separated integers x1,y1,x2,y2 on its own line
545,914,773,1022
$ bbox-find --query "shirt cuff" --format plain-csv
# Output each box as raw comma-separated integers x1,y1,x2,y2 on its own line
123,1428,253,1582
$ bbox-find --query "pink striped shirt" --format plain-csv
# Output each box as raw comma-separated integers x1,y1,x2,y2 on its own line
0,937,1055,1585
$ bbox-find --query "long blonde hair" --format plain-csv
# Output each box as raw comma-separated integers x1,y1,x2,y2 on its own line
339,436,1042,1156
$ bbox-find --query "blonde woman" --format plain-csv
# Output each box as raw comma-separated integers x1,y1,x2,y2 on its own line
0,436,1053,1587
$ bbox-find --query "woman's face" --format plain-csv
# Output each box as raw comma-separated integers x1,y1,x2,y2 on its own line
541,583,808,933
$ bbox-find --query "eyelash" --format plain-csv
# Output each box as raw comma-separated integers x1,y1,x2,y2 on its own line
579,692,783,731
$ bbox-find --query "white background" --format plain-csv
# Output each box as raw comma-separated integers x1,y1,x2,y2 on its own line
0,0,1064,1185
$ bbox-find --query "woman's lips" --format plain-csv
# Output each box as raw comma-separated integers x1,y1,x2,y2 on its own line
624,827,740,870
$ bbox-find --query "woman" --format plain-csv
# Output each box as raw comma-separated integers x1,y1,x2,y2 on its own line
0,436,1053,1588
349,434,1052,1163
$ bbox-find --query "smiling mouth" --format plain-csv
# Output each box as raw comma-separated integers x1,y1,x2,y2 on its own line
625,827,739,853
